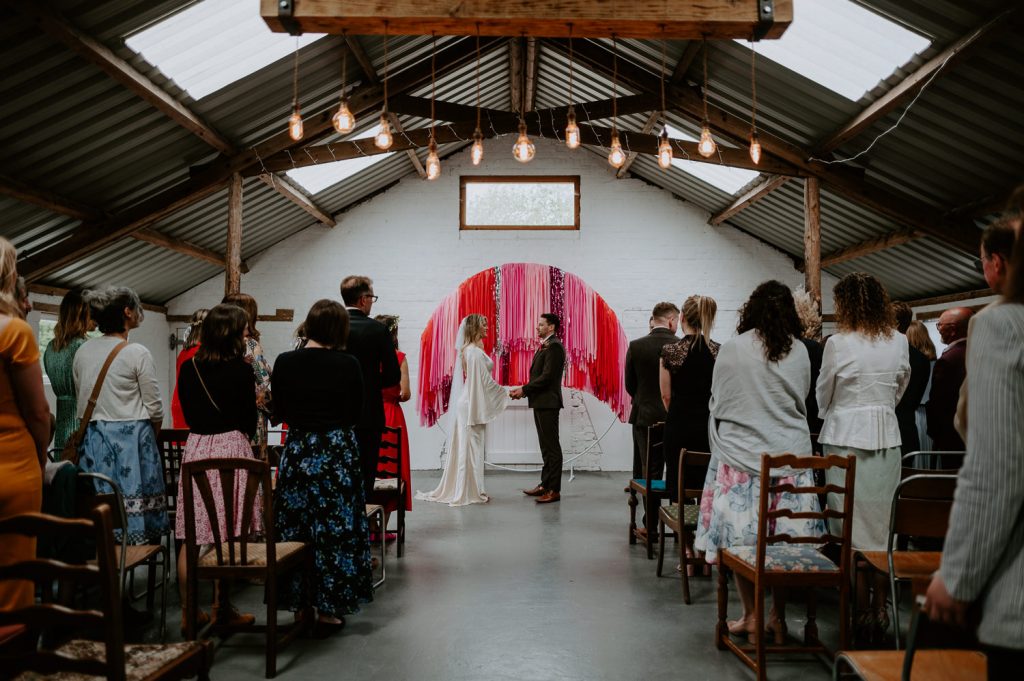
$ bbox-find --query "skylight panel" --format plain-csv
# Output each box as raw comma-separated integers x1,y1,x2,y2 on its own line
286,154,393,194
663,125,760,195
739,0,931,101
126,0,325,100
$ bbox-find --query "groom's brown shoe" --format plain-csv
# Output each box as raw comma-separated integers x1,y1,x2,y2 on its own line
523,486,545,497
535,491,560,504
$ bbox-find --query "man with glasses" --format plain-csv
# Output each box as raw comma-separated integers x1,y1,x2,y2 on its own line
341,275,400,495
927,306,973,453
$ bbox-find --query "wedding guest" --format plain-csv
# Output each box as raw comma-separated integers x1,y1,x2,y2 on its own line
222,293,272,450
792,288,824,439
817,273,909,641
892,302,930,455
171,308,208,429
695,281,820,642
14,276,31,318
341,276,400,496
927,306,972,451
43,289,94,449
0,238,49,612
660,295,717,504
906,321,937,451
74,286,167,544
175,304,258,631
625,302,678,481
272,300,372,635
926,235,1024,679
374,314,412,516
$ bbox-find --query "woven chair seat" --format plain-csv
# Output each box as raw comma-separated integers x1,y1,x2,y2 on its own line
13,639,207,681
661,503,700,528
726,545,839,573
373,478,400,491
196,541,305,568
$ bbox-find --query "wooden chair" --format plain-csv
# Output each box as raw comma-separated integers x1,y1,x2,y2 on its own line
834,595,986,680
657,449,711,604
371,425,407,557
717,453,856,681
856,473,957,649
902,450,965,472
157,428,189,560
366,504,386,588
181,458,312,678
0,506,212,681
78,471,170,641
628,422,666,559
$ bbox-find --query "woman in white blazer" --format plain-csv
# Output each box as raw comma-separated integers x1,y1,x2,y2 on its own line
817,272,910,642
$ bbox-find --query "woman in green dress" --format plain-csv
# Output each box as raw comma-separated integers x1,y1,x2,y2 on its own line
43,289,93,449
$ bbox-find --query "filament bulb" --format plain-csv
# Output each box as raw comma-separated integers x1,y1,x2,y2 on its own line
749,132,762,165
512,121,535,163
288,110,303,141
607,130,626,169
565,107,580,150
657,131,673,169
332,99,355,134
426,140,441,180
374,113,393,150
698,124,717,158
471,128,484,166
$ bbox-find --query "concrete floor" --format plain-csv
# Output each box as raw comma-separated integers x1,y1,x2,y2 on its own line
163,471,837,680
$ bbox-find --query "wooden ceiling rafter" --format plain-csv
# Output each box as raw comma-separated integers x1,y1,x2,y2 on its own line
28,283,168,315
616,111,662,178
132,227,251,273
259,0,793,39
0,174,104,223
258,174,337,226
709,175,789,225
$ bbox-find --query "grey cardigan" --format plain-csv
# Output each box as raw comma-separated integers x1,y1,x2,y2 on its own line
939,302,1024,649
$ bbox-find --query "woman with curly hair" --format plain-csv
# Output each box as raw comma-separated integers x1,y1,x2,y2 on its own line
817,272,910,641
695,280,822,643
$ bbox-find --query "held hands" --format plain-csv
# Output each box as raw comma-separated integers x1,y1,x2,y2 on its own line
509,387,524,399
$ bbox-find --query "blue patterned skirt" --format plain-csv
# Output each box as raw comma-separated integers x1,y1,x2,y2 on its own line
79,420,169,544
274,427,373,618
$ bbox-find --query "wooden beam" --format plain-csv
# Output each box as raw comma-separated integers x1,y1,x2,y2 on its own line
258,174,336,226
389,113,427,178
816,6,1019,153
820,228,920,268
902,288,994,309
260,0,793,39
552,38,981,256
508,38,523,115
224,174,243,296
915,303,989,322
0,175,103,222
804,178,821,308
344,35,378,85
131,227,249,272
390,92,659,126
21,37,504,282
616,112,661,178
9,2,233,155
670,41,703,85
709,175,789,225
169,308,294,323
523,37,539,113
28,283,167,314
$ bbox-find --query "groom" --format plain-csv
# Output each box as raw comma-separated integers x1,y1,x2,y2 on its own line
511,313,566,504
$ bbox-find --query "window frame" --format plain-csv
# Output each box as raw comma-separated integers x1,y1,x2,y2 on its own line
459,175,581,231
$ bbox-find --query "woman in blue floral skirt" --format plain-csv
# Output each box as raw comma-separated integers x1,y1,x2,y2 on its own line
272,299,372,635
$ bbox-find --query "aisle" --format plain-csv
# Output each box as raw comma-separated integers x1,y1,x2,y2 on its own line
214,472,835,680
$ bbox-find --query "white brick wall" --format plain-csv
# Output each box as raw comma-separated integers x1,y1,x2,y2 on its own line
168,136,838,470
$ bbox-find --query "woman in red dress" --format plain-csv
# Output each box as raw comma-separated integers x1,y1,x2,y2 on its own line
375,315,411,517
170,308,208,428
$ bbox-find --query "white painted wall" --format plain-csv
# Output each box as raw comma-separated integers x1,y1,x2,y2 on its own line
168,136,838,471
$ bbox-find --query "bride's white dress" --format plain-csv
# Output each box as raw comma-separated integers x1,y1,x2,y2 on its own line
416,345,507,506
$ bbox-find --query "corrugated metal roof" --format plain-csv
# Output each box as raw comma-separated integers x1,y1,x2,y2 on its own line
1,0,1018,305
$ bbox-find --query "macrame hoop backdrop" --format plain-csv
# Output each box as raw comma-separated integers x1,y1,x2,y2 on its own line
418,263,632,433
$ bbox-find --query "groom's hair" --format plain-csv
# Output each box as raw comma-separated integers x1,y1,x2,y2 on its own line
541,313,560,332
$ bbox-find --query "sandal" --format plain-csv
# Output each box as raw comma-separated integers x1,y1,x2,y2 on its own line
213,604,256,628
180,610,210,638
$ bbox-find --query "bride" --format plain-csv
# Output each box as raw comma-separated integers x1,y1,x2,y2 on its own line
416,314,507,506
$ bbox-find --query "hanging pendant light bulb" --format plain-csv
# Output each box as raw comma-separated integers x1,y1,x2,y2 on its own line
698,124,716,157
565,107,580,150
471,128,485,166
374,112,393,150
512,120,535,163
748,38,761,165
749,132,762,164
607,129,626,168
426,140,441,180
332,100,355,134
657,130,673,169
287,39,303,141
288,108,303,141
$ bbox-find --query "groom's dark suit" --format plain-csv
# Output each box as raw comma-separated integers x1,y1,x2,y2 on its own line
522,335,566,492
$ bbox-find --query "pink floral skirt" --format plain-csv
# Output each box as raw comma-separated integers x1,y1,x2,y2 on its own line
175,431,263,543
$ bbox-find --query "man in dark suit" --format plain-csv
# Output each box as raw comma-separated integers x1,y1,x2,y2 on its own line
893,301,931,454
511,313,566,504
341,275,401,495
927,306,973,452
624,302,678,480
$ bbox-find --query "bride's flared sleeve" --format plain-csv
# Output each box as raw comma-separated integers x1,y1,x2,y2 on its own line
464,347,509,426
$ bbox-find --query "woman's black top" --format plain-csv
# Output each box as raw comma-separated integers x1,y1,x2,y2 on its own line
178,356,257,437
661,335,720,451
271,348,364,431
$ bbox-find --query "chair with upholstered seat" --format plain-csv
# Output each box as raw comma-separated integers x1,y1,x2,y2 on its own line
0,506,212,681
181,458,312,678
657,449,711,603
628,422,666,559
717,453,856,681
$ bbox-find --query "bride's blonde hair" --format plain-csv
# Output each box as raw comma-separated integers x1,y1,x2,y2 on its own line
460,314,488,374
